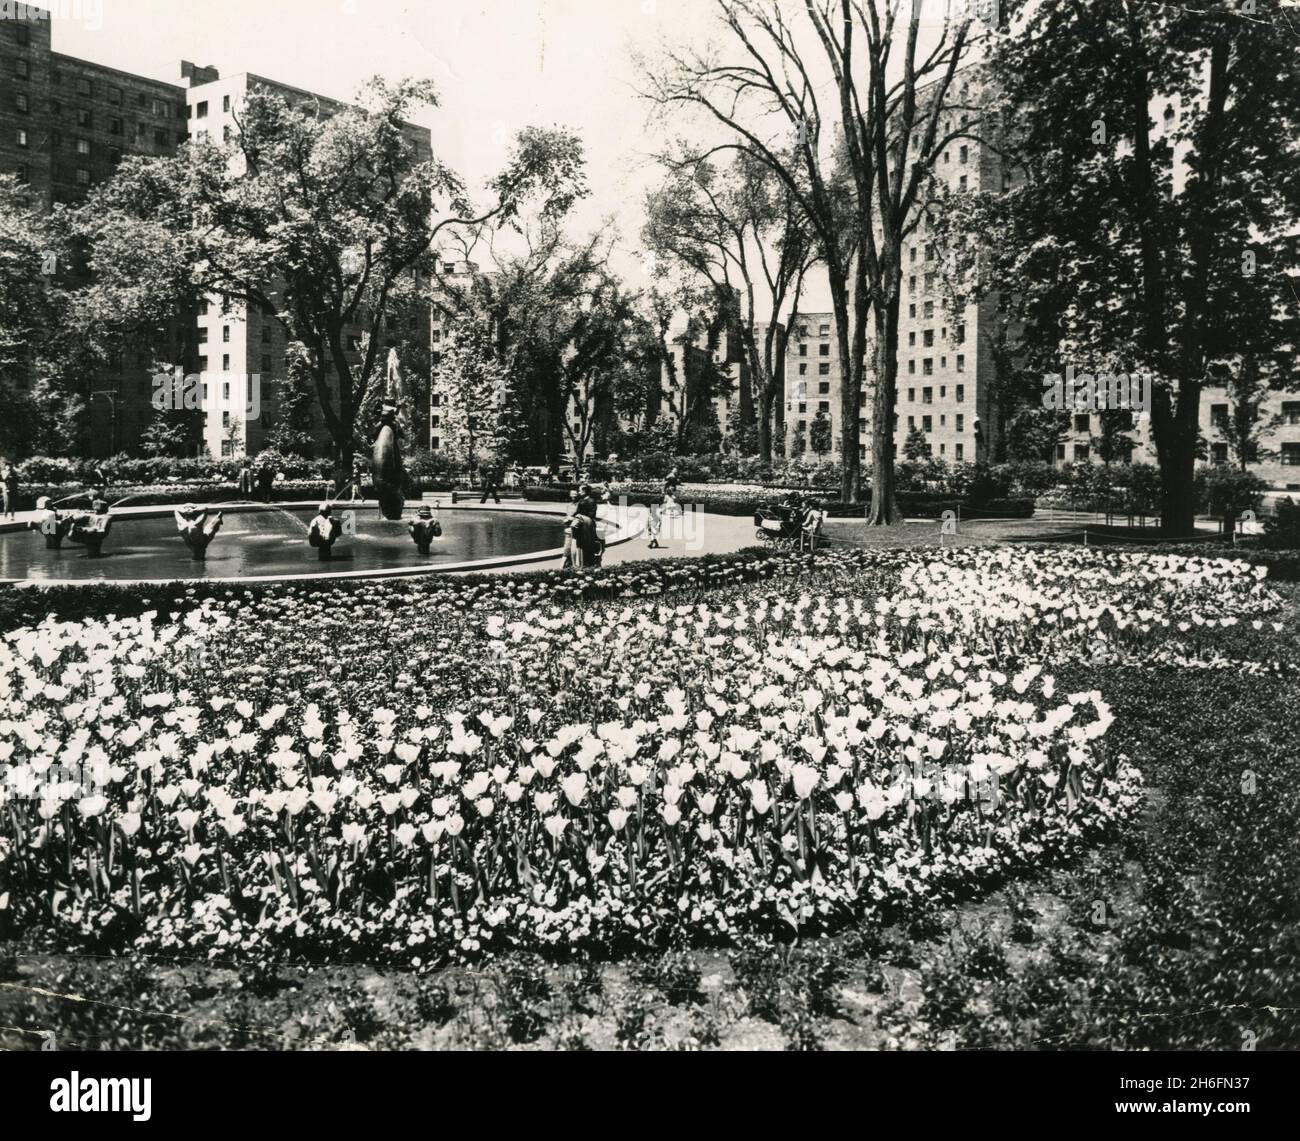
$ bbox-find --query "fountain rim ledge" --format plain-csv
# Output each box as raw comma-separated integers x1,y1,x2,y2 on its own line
0,501,643,588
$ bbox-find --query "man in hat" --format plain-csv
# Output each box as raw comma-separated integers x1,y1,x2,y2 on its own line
174,504,224,560
308,502,343,560
407,505,442,555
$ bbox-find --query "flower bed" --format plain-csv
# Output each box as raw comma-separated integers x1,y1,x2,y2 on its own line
0,547,1281,966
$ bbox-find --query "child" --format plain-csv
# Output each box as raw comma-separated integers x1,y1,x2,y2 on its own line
174,505,224,560
646,502,663,549
408,505,442,555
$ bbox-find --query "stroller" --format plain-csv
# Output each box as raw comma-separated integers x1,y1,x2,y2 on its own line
753,496,823,552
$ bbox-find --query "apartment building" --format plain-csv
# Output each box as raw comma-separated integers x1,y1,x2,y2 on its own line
428,257,483,454
782,314,839,457
180,67,433,459
1,7,193,455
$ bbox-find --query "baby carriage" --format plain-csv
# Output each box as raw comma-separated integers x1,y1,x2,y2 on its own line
754,497,824,553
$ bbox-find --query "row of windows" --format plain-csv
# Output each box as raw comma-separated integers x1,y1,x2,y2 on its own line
906,323,965,348
907,355,966,375
192,96,233,118
906,414,968,432
8,53,180,115
904,384,967,403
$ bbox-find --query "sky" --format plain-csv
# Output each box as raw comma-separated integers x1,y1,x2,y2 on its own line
45,0,738,293
43,0,984,315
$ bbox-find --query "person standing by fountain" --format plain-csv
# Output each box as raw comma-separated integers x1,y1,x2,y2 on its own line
407,505,442,555
308,503,343,560
174,505,225,560
238,458,254,498
1,459,17,520
256,460,275,503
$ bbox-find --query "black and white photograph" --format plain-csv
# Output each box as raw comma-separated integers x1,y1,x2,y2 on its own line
0,0,1297,1120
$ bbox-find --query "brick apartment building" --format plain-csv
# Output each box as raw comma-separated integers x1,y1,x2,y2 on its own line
2,7,434,462
1,8,192,455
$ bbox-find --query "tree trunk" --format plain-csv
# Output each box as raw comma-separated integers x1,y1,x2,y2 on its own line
865,292,901,525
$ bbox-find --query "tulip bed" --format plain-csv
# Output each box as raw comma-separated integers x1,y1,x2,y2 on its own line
0,546,1286,969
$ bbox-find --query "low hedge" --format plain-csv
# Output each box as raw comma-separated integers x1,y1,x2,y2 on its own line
0,545,847,633
10,479,455,512
521,485,1035,521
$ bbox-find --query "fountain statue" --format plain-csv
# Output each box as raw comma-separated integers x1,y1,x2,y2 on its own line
175,505,224,561
371,348,408,520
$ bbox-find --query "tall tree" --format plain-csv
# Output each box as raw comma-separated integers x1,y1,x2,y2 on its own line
644,148,816,460
74,78,586,476
982,0,1300,533
644,0,981,517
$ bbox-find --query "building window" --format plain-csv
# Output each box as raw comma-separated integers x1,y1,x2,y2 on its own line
955,443,964,460
196,101,208,119
819,401,829,413
959,175,968,190
222,325,231,343
908,332,916,347
1210,403,1228,429
798,404,806,414
110,116,122,134
222,381,231,401
75,168,90,186
956,414,964,432
154,128,169,146
16,25,31,46
261,354,271,373
1282,401,1300,426
16,129,28,148
76,78,92,98
77,108,91,127
923,301,934,319
109,86,122,105
1211,443,1229,465
152,98,169,116
922,329,934,348
955,385,965,403
819,342,830,356
907,388,915,401
222,354,230,370
1282,443,1300,466
819,324,830,337
956,354,965,372
76,138,90,155
922,415,932,432
798,343,808,357
15,163,28,182
1074,443,1090,461
818,381,830,394
923,359,933,376
798,363,808,375
223,95,231,112
908,304,916,319
818,363,830,375
922,387,933,404
955,323,966,344
959,145,968,164
198,328,208,343
908,360,916,375
222,411,231,428
1074,413,1090,433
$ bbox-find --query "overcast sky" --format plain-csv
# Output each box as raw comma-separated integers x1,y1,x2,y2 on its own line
48,0,981,315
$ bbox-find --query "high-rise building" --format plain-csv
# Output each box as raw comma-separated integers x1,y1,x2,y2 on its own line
1,7,193,456
178,67,433,459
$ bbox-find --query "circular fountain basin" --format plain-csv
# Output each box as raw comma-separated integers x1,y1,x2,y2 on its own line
0,504,576,584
